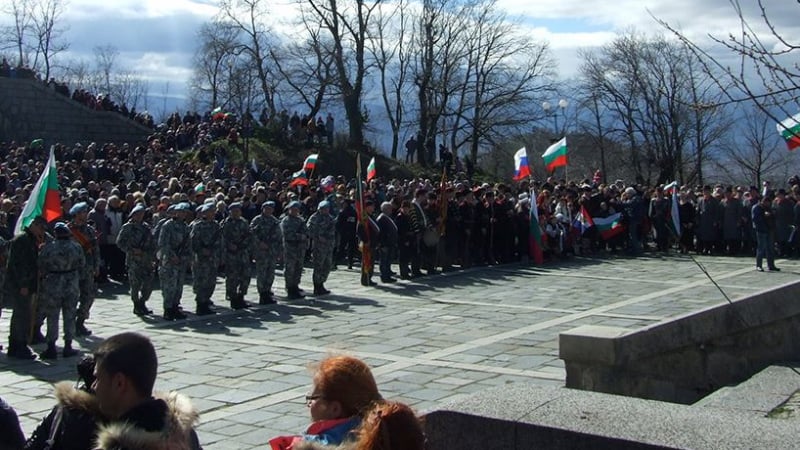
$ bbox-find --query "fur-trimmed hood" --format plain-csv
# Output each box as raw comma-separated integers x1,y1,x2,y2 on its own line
293,443,355,450
94,391,199,450
54,381,103,417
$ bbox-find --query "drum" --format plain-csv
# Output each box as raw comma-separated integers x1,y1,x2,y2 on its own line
423,229,440,247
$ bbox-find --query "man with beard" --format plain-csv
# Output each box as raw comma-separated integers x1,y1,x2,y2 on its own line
116,204,156,316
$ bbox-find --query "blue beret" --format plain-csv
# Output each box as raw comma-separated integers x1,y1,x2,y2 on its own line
262,201,276,209
129,204,146,217
287,200,302,210
53,221,70,234
69,202,89,215
176,202,192,211
228,202,242,211
318,200,331,210
199,204,214,214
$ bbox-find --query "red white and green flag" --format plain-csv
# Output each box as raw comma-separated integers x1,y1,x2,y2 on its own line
542,137,567,172
14,146,61,235
529,188,544,265
303,153,319,172
664,181,681,237
288,169,309,188
593,212,625,240
366,157,377,182
777,113,800,151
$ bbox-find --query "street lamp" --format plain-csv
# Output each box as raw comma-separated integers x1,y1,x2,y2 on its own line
542,99,569,136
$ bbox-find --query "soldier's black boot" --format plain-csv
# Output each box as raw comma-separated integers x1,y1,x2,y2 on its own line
287,287,304,300
313,283,330,296
196,302,216,316
32,328,46,345
231,294,248,310
133,302,148,316
62,340,79,358
40,342,58,360
259,292,276,305
9,341,38,360
75,319,92,337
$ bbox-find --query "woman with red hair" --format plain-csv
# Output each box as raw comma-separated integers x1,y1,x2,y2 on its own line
270,355,383,450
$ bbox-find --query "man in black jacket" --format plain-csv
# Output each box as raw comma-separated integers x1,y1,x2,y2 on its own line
6,215,46,359
377,202,398,283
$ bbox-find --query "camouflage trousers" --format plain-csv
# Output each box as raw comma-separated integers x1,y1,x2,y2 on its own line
77,270,96,321
284,245,305,288
127,263,154,304
40,273,79,342
224,259,251,300
312,246,334,285
159,263,186,309
192,260,217,304
254,258,277,295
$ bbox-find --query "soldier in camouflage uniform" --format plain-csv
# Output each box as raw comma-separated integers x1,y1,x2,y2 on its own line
307,201,336,296
158,203,192,320
250,201,281,304
68,202,100,337
222,202,252,309
190,204,221,315
37,222,85,359
280,201,308,299
116,204,156,316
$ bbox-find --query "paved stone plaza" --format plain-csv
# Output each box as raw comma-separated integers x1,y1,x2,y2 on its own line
1,253,797,449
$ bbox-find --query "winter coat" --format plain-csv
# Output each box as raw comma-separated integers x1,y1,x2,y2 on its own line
25,382,103,450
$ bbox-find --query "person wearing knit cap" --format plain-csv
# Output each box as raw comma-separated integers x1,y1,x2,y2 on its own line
117,203,157,317
306,200,336,295
69,200,100,337
221,198,252,309
250,201,281,304
36,222,85,359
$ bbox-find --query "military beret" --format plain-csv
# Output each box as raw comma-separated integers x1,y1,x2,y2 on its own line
262,201,276,209
197,204,213,214
228,202,242,211
147,181,158,188
69,202,89,215
317,200,331,210
173,202,191,212
53,221,70,235
287,200,301,210
129,204,146,217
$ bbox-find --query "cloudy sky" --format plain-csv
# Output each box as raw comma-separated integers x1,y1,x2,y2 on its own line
3,0,797,115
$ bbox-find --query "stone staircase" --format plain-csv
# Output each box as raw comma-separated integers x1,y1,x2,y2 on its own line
0,77,151,146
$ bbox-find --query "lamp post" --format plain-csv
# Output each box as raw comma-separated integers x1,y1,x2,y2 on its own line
542,99,568,136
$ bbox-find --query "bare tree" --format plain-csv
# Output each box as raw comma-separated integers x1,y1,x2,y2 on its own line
189,20,241,110
219,0,279,116
1,0,33,67
368,0,411,159
579,31,730,185
657,0,800,124
714,105,793,186
29,0,68,80
112,69,149,111
93,44,118,95
301,0,380,151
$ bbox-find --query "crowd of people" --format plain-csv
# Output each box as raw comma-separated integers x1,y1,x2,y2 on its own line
0,128,798,357
0,332,425,449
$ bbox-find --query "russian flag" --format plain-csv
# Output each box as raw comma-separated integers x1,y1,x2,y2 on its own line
513,147,531,180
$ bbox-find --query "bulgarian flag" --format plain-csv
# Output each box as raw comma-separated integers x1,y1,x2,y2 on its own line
594,212,625,240
14,146,61,235
513,147,531,180
778,113,800,151
303,153,319,172
366,157,377,182
529,188,544,264
289,169,309,188
542,137,567,172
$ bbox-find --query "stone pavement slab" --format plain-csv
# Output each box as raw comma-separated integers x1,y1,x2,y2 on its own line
1,253,798,449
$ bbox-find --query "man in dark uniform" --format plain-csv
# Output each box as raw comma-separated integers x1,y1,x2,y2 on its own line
376,202,398,283
6,215,47,359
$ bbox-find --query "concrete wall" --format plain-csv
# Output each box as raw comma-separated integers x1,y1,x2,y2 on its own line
423,383,798,450
559,280,800,404
0,77,151,146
